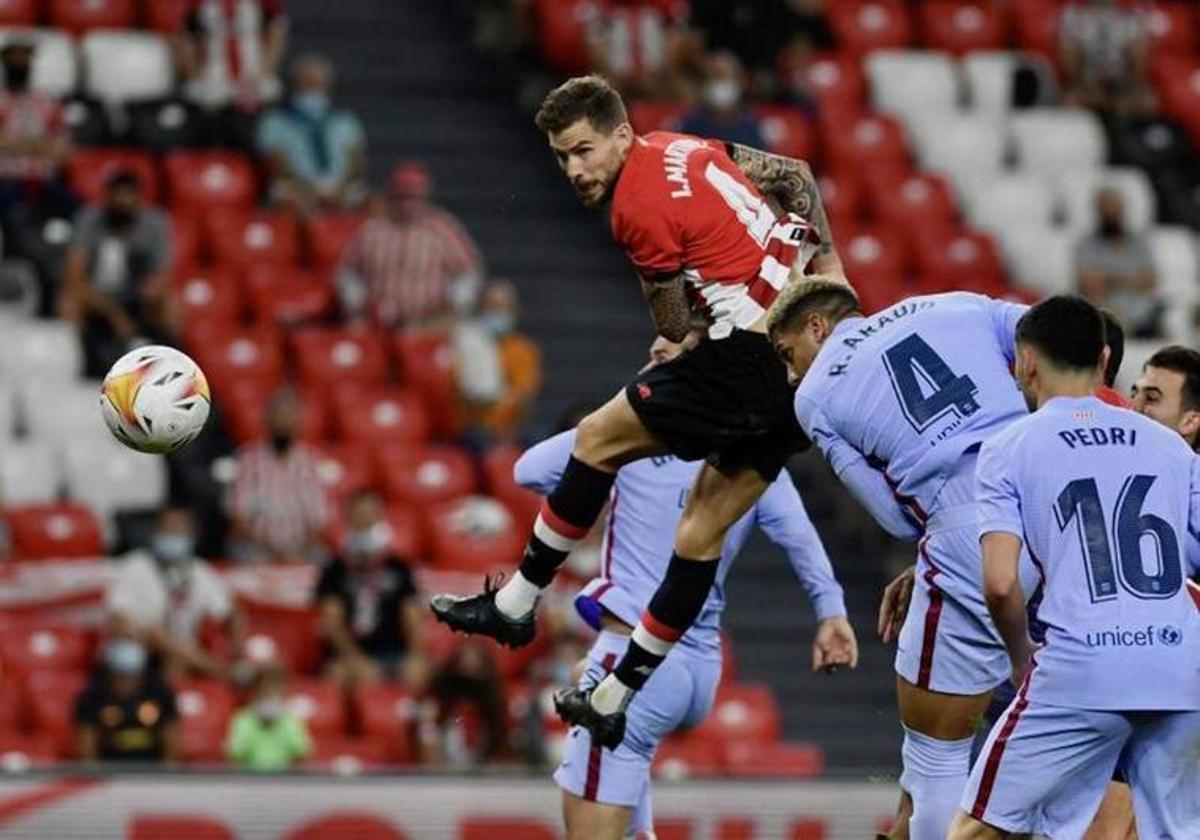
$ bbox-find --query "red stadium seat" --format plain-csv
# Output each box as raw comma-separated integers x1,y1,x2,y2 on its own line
867,171,957,234
0,678,23,731
285,679,344,738
145,0,190,33
827,0,913,56
791,53,866,112
1146,2,1196,57
0,0,39,26
459,819,557,840
174,679,235,764
308,440,377,507
325,501,424,562
425,497,526,574
219,380,328,443
187,328,283,395
817,171,864,233
534,0,590,75
330,385,430,447
393,330,461,438
685,683,782,746
0,732,57,769
838,225,911,313
165,151,258,211
919,2,1010,55
1158,67,1200,149
752,104,815,161
720,634,737,685
208,210,300,269
306,213,363,267
912,228,1007,296
49,0,136,34
653,735,726,779
306,736,391,771
26,670,86,757
66,149,161,205
170,212,203,269
821,112,909,173
171,264,243,330
241,606,321,675
1013,0,1062,59
7,503,105,559
352,684,417,763
376,444,476,510
482,445,540,528
0,622,90,675
723,740,824,778
627,101,686,135
293,328,390,390
243,265,334,327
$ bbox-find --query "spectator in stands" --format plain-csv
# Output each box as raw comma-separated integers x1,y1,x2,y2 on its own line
417,640,506,766
226,388,330,564
1074,187,1162,338
75,633,182,763
679,51,765,149
455,279,542,444
107,508,243,681
256,53,367,213
225,662,311,771
315,490,426,691
583,0,698,100
692,0,831,94
337,162,483,328
1060,0,1154,116
58,169,174,377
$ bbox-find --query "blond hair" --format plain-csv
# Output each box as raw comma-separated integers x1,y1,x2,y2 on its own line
765,274,859,336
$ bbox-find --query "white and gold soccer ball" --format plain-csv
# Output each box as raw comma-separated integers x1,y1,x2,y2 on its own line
99,345,211,454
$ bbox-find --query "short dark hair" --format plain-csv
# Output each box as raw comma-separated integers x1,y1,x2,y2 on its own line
1145,345,1200,412
534,75,628,135
765,277,859,338
1099,308,1125,387
105,168,141,193
1015,295,1105,372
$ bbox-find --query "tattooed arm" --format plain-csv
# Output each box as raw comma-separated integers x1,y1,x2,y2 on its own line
639,272,692,343
726,143,844,278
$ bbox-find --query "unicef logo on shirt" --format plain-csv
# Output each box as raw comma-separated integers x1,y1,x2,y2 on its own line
1157,626,1183,647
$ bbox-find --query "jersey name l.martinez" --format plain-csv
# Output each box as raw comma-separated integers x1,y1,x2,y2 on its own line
610,131,821,339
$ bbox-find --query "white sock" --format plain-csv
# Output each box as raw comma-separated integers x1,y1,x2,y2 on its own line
899,727,974,840
494,571,541,619
590,673,634,715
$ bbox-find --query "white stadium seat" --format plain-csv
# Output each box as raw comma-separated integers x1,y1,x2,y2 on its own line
0,439,60,504
17,379,102,445
866,51,960,130
908,113,1006,199
82,31,173,104
962,51,1016,115
0,319,82,383
1056,167,1157,235
1117,339,1160,395
1148,226,1199,343
962,174,1056,234
0,29,77,99
1010,108,1107,175
995,225,1076,298
0,382,13,446
62,437,167,518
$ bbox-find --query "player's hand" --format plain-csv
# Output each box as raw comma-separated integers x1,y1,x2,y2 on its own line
878,564,916,644
1009,636,1035,687
812,616,858,673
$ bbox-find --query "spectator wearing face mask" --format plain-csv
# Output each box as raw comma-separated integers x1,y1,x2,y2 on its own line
225,663,311,771
315,491,426,691
679,51,765,150
75,634,182,763
106,508,244,681
256,53,366,213
226,389,330,564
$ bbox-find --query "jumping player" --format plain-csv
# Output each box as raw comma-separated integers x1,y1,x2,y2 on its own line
949,296,1200,838
766,280,1037,840
432,74,843,746
519,337,856,840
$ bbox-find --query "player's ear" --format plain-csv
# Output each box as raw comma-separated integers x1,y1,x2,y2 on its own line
1097,346,1111,385
1179,410,1200,443
613,121,633,148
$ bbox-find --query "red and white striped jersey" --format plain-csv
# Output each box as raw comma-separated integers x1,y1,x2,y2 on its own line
0,91,65,180
610,131,820,339
227,441,329,558
186,0,284,84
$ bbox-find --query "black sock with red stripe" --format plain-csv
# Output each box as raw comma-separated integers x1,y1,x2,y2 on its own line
518,456,615,587
614,554,719,691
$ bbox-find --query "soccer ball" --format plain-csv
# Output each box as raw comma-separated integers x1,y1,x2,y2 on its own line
99,345,211,454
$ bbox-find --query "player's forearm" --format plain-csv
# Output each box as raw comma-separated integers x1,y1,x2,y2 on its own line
726,143,839,269
640,274,692,342
982,533,1031,668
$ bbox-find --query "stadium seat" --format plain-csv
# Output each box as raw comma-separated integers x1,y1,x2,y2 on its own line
392,331,458,433
187,329,284,396
1056,167,1157,235
219,380,327,444
208,210,300,269
1145,2,1197,57
751,104,815,161
866,51,959,128
1158,66,1200,150
653,735,725,780
62,95,111,146
1108,116,1196,172
174,679,235,764
307,440,376,506
241,606,321,675
723,740,824,778
126,98,203,152
533,0,590,75
0,732,57,770
61,437,168,518
1013,0,1062,58
81,31,173,103
285,679,344,738
838,226,911,313
0,622,90,674
867,171,957,235
0,0,38,26
626,101,685,135
325,500,423,561
0,380,12,442
0,28,77,98
821,111,908,173
962,174,1056,235
66,148,161,205
912,228,1007,295
50,0,136,33
26,669,86,757
827,0,913,56
962,51,1018,115
306,213,363,268
145,0,189,34
165,151,259,211
306,736,391,772
1149,226,1200,341
293,328,390,390
19,379,105,445
7,502,105,558
481,445,540,529
793,53,866,111
994,225,1076,298
1010,108,1107,175
170,212,203,269
0,440,60,505
243,265,334,327
816,171,864,232
376,444,476,511
0,318,82,382
352,684,417,763
1152,163,1200,228
907,113,1006,199
685,683,782,747
330,385,430,447
426,496,525,574
919,1,1008,55
171,264,243,330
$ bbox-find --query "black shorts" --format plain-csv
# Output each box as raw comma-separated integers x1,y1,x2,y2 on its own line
625,329,809,481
